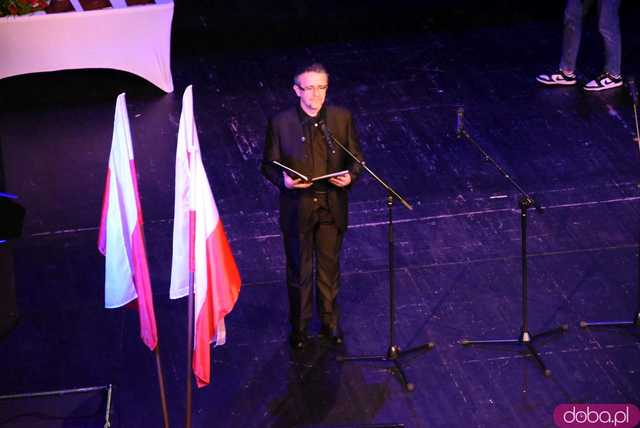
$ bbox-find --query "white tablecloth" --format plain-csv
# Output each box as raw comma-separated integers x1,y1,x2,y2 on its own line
0,1,174,93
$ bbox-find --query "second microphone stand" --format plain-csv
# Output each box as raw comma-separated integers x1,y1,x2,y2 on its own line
579,233,640,330
319,123,435,392
580,85,640,331
456,113,568,377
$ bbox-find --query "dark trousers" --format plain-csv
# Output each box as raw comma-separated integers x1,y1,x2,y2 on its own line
283,194,344,333
560,0,622,76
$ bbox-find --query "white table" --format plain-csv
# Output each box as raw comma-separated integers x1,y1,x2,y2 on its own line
0,0,174,93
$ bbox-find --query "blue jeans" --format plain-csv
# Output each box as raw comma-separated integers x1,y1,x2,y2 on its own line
559,0,622,76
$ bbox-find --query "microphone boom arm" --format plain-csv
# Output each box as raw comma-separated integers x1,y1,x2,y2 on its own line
456,116,543,213
320,123,413,210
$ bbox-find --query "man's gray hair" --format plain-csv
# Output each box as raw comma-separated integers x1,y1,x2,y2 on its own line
293,62,329,86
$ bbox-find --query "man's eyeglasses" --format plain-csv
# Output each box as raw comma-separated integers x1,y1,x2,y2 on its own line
296,84,328,93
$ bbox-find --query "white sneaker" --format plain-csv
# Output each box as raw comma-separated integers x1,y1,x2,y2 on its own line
536,70,577,86
583,73,623,91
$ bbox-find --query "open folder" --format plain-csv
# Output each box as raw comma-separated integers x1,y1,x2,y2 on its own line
272,161,348,182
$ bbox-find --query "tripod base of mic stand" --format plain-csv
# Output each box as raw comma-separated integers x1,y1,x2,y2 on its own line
337,342,435,392
460,325,568,377
580,312,640,328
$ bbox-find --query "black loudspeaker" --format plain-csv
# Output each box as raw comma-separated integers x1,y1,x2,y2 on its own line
0,385,113,427
0,196,25,241
0,244,18,339
0,195,24,339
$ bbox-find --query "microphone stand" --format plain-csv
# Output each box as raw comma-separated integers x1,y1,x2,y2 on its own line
320,123,435,392
456,113,568,377
580,82,640,330
579,234,640,329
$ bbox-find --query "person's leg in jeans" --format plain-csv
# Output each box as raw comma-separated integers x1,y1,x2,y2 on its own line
597,0,622,77
560,0,592,74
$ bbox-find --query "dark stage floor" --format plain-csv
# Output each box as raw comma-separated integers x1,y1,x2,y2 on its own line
1,3,639,428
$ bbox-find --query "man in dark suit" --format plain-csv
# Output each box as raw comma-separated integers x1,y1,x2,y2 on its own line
261,62,364,349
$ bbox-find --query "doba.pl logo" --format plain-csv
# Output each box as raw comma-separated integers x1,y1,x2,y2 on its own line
554,404,640,427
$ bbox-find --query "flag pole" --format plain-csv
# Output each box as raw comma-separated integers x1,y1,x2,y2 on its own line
154,345,170,428
138,222,170,428
185,273,194,428
185,211,196,428
138,228,170,428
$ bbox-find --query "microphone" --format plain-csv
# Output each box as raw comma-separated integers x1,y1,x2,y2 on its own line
317,120,335,153
629,77,638,106
456,107,464,138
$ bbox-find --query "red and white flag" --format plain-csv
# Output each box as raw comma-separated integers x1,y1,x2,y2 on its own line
170,85,241,388
98,93,158,351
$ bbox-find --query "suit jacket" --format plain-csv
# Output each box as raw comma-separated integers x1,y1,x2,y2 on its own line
261,105,364,233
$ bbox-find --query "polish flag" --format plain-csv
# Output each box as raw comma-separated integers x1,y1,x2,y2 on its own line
170,85,241,388
98,93,158,351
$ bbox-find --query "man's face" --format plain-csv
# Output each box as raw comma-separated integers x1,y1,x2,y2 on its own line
293,71,328,116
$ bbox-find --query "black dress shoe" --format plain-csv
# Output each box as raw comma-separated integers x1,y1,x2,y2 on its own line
289,331,308,349
319,325,343,346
